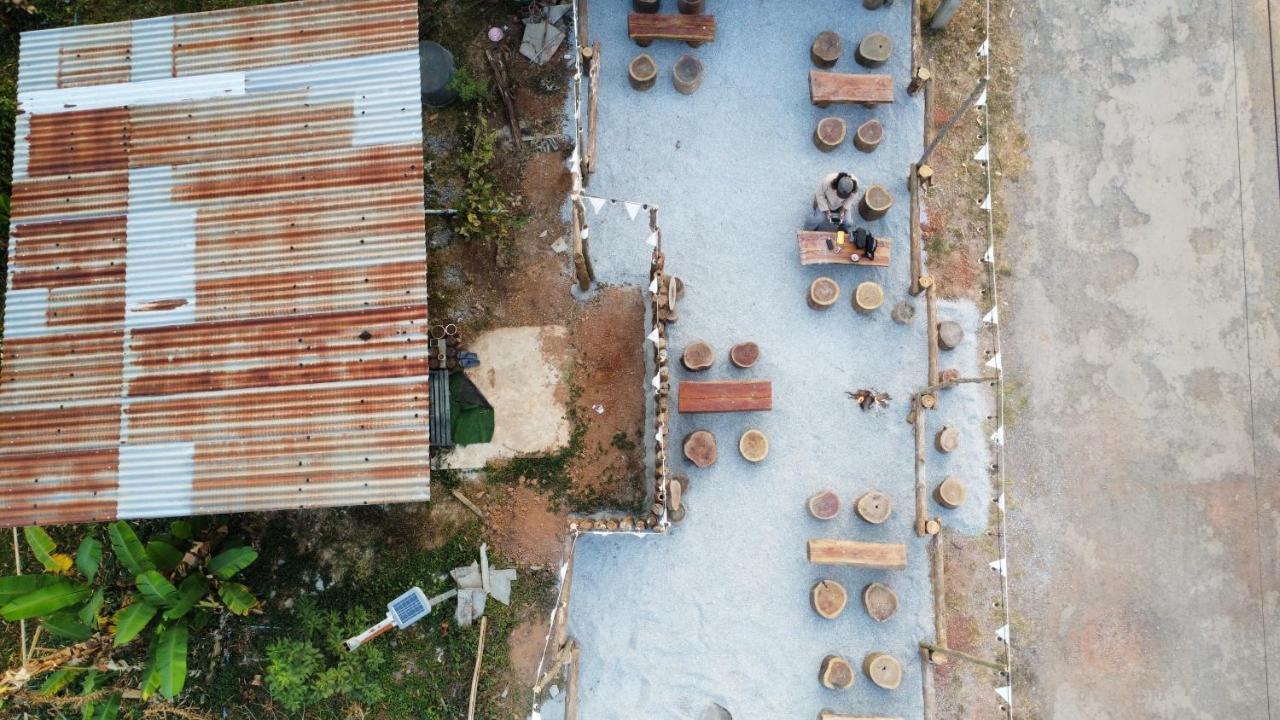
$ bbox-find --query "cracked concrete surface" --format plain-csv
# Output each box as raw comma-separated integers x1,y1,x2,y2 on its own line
1004,0,1280,718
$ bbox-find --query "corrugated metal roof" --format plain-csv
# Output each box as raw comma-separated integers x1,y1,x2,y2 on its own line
0,0,430,526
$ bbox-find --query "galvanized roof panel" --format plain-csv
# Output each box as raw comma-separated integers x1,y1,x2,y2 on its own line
0,0,429,526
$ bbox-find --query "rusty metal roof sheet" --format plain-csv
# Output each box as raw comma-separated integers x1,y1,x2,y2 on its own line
0,0,430,526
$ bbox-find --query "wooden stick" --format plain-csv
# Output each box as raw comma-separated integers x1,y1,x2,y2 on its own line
920,646,938,720
467,616,488,720
925,283,939,386
484,49,521,150
576,0,589,49
585,41,601,175
919,77,988,167
909,164,923,296
451,489,486,520
919,642,1006,673
564,642,582,720
914,395,928,537
917,375,996,399
532,641,574,695
930,533,948,647
572,200,591,291
479,543,491,595
11,528,26,666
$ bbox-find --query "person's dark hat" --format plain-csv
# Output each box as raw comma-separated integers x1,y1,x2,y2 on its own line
836,174,857,198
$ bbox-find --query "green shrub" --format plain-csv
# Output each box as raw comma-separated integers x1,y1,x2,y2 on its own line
451,119,517,244
447,67,489,104
264,639,322,712
265,599,389,713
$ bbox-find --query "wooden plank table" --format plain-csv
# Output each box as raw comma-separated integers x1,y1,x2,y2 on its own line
678,380,772,413
797,231,892,267
807,539,907,570
628,13,717,45
809,70,894,105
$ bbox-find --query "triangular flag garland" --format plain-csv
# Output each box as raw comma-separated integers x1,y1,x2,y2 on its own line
982,245,995,263
996,624,1010,644
995,686,1012,704
646,327,660,343
975,88,987,107
986,353,1002,370
650,373,661,390
646,231,659,247
995,493,1005,512
624,202,642,221
990,425,1005,446
983,306,999,325
649,277,659,293
586,196,607,215
978,194,992,211
990,557,1007,577
974,143,989,163
977,39,989,57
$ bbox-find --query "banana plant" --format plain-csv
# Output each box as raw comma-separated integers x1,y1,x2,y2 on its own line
0,520,261,706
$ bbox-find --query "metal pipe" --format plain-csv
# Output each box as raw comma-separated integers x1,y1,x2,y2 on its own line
927,0,967,32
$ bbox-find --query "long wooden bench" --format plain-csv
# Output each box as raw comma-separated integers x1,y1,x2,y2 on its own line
819,713,904,720
809,70,894,106
628,13,717,46
807,540,907,570
797,231,892,267
678,380,772,413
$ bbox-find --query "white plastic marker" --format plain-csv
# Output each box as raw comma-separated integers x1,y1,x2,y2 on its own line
975,87,988,107
996,493,1006,512
979,194,992,211
986,353,1002,370
996,624,1010,644
646,327,660,343
983,305,999,324
587,196,607,215
978,39,989,57
624,201,642,221
996,686,1012,703
646,230,659,247
982,245,995,263
974,143,990,162
990,557,1007,577
990,426,1005,446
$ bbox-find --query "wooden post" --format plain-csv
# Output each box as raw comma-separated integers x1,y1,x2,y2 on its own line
927,0,968,32
585,41,601,175
466,615,488,720
919,642,1006,673
909,164,923,296
930,533,948,648
576,0,589,48
914,395,927,537
920,647,938,720
564,642,582,720
925,282,939,386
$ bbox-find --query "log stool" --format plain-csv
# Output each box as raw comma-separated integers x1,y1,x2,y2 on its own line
859,184,893,221
730,342,760,368
854,119,884,153
677,0,704,13
935,476,966,508
684,430,718,468
681,340,714,371
855,490,892,524
820,655,855,690
813,116,847,152
853,281,884,314
855,32,893,68
629,54,658,91
673,53,704,95
937,320,964,350
811,579,848,620
891,301,916,325
935,426,960,453
668,474,687,522
739,429,769,463
809,277,840,310
863,0,886,7
862,582,899,622
808,489,841,520
863,652,902,690
810,30,843,68
633,0,661,12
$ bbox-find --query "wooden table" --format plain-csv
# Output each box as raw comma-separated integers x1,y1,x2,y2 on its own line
797,231,892,267
678,380,772,413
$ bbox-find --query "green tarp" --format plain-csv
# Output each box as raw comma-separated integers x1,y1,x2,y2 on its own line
449,371,494,446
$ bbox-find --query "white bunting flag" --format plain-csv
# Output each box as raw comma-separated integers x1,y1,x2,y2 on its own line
983,306,999,325
995,686,1012,704
646,327,660,343
996,493,1005,512
986,353,1002,370
978,39,989,57
975,88,987,107
979,194,992,211
651,373,661,390
649,277,658,293
568,148,579,167
646,231,659,247
624,202,642,221
990,557,1007,577
586,196,607,215
996,624,1010,644
656,431,665,446
991,425,1005,446
974,143,989,163
982,245,995,263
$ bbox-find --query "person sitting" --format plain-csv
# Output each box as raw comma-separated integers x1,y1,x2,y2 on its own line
811,171,859,231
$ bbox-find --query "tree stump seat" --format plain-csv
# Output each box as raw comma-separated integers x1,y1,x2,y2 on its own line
937,320,964,350
673,53,704,94
811,579,848,619
683,430,717,468
855,490,892,524
629,54,658,91
811,30,843,68
862,582,899,622
855,32,893,68
935,476,966,508
729,341,760,368
677,0,704,13
854,119,884,153
738,429,769,462
853,281,884,313
808,489,841,520
820,655,855,690
859,184,894,221
863,652,902,690
809,276,841,309
681,340,715,371
935,426,960,453
814,116,847,152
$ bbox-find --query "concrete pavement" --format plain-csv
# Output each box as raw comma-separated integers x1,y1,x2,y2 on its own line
1003,0,1280,718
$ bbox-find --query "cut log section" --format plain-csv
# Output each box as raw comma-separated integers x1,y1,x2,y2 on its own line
819,713,903,720
681,340,715,371
937,320,964,350
809,276,841,309
811,579,848,619
862,582,899,622
729,342,760,368
633,0,661,12
739,429,769,462
855,32,893,68
853,281,884,313
855,490,892,524
854,119,884,153
863,652,902,690
629,53,658,91
808,489,841,520
683,430,718,468
859,184,894,221
673,53,704,94
814,116,847,152
820,655,855,690
935,426,960,453
890,301,915,324
811,30,843,68
808,539,907,570
935,476,966,508
677,0,704,13
678,380,773,413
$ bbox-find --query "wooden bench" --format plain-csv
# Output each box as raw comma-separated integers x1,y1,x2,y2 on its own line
678,380,772,413
819,714,904,720
628,13,717,46
809,70,894,106
807,539,907,570
797,231,892,267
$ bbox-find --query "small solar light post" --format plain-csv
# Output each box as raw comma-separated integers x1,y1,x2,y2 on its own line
343,587,458,652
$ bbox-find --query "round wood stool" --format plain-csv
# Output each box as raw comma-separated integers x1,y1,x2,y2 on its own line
809,277,841,309
739,429,769,462
863,582,899,622
856,32,893,68
811,30,843,68
856,490,892,524
811,579,848,620
633,0,661,12
937,320,964,350
677,0,704,13
935,426,960,453
854,119,884,153
808,489,841,520
859,184,894,221
814,117,847,152
863,652,902,689
673,53,704,95
629,54,658,91
730,342,760,368
821,655,855,690
935,476,966,508
683,430,717,468
853,281,884,313
681,340,714,371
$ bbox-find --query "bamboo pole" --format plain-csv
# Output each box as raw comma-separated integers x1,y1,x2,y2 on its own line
919,642,1006,673
466,616,488,720
909,164,923,296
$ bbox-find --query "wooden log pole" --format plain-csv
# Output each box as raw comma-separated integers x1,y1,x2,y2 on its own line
919,642,1006,673
585,41,602,175
914,395,928,537
930,533,948,648
920,646,938,720
466,616,488,720
564,641,582,720
925,283,940,386
909,164,923,296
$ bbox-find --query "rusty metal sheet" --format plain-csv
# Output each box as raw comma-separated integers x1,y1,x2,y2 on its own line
1,0,429,527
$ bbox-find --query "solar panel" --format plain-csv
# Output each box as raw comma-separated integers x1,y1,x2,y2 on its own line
387,587,431,628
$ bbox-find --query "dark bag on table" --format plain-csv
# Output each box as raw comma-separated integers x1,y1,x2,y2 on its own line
852,228,878,260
